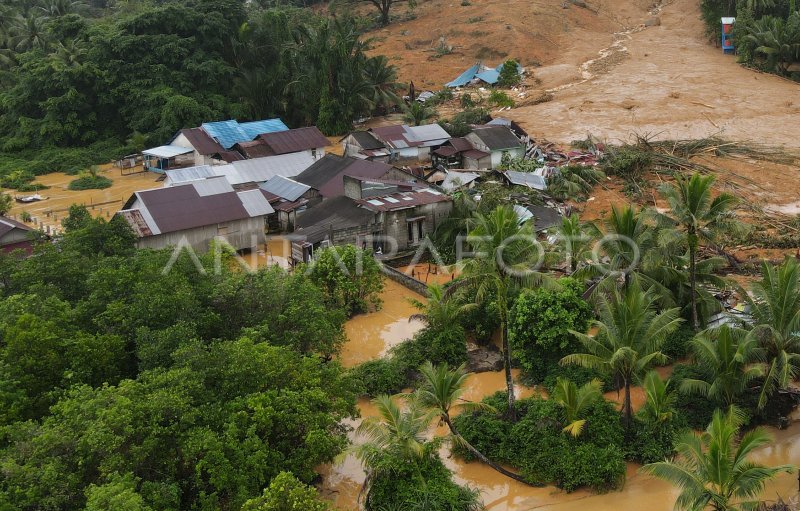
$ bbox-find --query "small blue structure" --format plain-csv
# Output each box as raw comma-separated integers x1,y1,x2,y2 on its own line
721,17,735,54
446,61,524,88
141,145,194,174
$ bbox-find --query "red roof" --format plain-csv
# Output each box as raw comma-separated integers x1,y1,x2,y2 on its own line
257,126,330,155
234,140,275,159
463,149,490,160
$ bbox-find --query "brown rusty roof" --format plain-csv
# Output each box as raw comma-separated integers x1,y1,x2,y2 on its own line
179,128,225,156
355,189,450,212
257,126,330,155
295,155,394,198
234,140,275,159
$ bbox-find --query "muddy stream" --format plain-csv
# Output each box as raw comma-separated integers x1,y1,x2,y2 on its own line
321,279,800,510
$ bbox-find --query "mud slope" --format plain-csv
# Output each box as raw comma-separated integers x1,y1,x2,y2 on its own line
507,0,800,146
365,0,654,88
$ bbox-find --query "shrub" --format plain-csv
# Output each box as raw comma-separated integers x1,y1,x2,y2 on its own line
601,146,652,181
68,175,113,191
661,323,695,360
671,364,717,429
454,395,626,492
496,59,521,87
460,93,477,108
307,245,384,316
488,90,514,108
629,419,681,464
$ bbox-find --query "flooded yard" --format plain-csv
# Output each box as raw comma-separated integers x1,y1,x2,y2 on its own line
324,278,800,511
1,165,162,234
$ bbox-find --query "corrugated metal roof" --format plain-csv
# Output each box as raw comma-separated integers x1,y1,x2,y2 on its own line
234,140,275,159
0,216,32,241
192,177,234,196
165,165,216,186
475,69,500,85
405,124,450,144
237,189,275,217
202,119,288,149
294,196,375,244
258,126,330,155
446,62,481,87
142,145,194,158
294,155,394,198
355,189,451,212
470,126,523,150
229,152,316,185
260,175,311,202
348,131,385,150
176,128,225,155
119,178,274,237
504,171,547,190
441,171,480,192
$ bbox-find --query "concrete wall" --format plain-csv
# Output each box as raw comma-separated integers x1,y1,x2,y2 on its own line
137,216,266,253
489,147,525,168
382,201,453,251
464,154,492,170
0,228,31,246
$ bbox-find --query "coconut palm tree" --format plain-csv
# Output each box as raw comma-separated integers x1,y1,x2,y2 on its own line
11,14,49,52
416,362,535,485
551,377,603,437
642,407,794,511
639,370,677,425
403,101,436,126
561,283,682,427
549,213,601,274
453,205,552,419
680,325,763,408
352,394,436,488
655,173,739,330
546,164,605,202
363,55,402,115
409,283,474,332
746,258,800,409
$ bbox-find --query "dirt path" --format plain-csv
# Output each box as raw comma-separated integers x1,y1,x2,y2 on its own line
507,0,800,146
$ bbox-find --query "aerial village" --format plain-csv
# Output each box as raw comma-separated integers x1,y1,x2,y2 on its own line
1,0,800,510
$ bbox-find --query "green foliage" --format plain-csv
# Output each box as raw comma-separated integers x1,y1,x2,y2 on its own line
68,173,112,190
440,107,490,137
488,90,514,107
403,100,436,126
509,278,592,379
308,244,384,316
601,146,652,183
0,192,12,216
671,364,718,429
240,472,329,511
496,59,521,87
661,323,695,359
0,219,359,510
546,164,605,202
453,394,626,492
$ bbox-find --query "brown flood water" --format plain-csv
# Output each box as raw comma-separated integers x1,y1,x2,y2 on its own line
340,279,426,368
322,283,800,511
2,165,163,234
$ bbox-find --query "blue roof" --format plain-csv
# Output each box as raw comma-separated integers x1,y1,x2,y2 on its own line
446,62,481,88
201,119,288,149
475,69,500,85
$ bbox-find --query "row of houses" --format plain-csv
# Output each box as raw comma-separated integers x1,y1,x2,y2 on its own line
117,116,548,264
341,124,526,169
142,119,329,173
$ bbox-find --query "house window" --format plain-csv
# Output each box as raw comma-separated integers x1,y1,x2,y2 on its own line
406,217,425,245
311,148,317,159
407,222,414,244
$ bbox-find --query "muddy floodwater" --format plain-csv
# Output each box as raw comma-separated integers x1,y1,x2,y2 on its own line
323,279,800,510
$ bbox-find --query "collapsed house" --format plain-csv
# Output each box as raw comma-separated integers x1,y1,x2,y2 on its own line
445,61,524,88
341,124,451,162
117,177,274,252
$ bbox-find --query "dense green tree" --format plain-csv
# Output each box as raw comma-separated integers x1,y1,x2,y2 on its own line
240,472,329,511
642,407,794,511
509,277,592,378
551,377,603,437
308,244,384,316
0,191,12,215
403,100,436,126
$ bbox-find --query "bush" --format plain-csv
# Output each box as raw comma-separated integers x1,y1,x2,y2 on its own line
629,419,681,464
488,90,514,108
460,93,477,108
68,175,113,191
454,395,626,492
366,450,481,510
661,323,695,360
601,146,652,181
671,364,717,429
307,245,384,316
